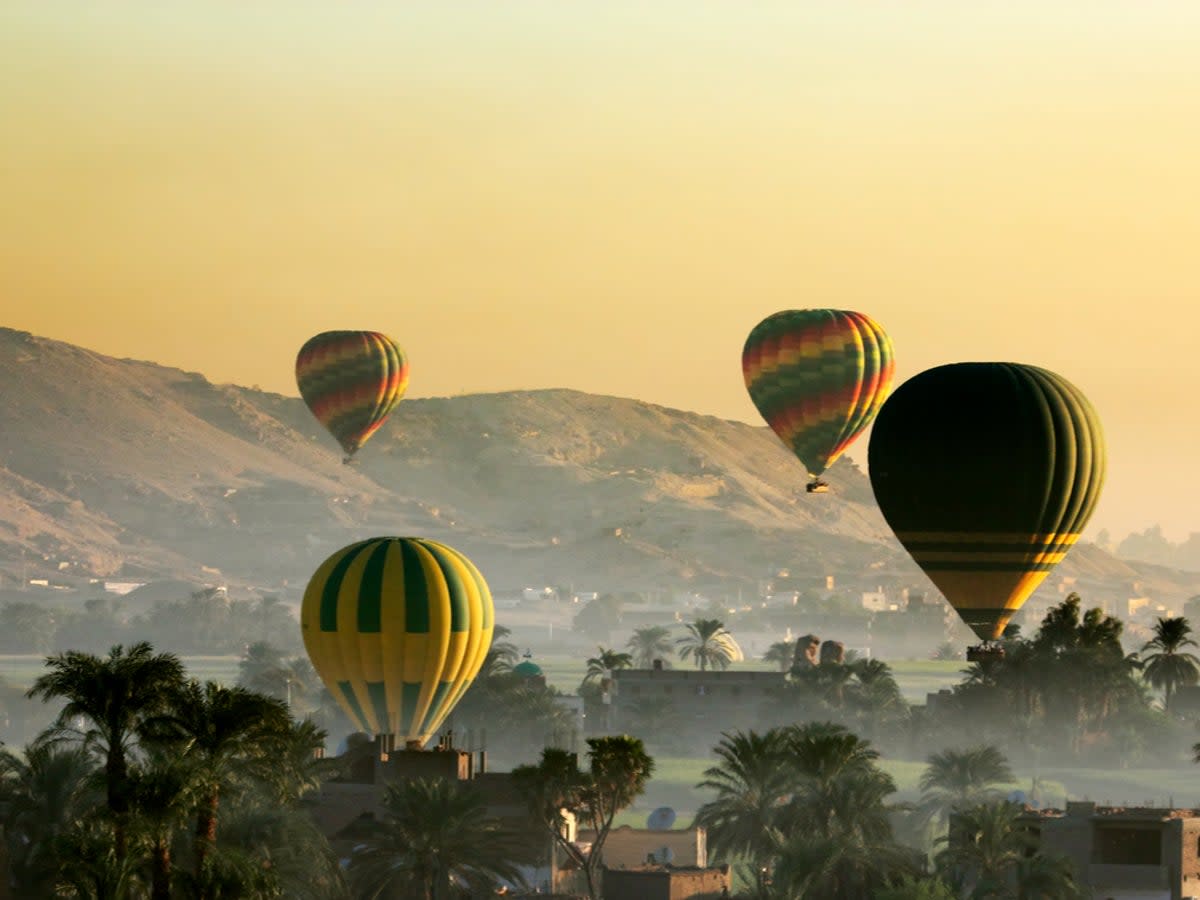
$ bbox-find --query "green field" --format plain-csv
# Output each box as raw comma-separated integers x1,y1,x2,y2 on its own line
0,653,967,699
516,655,966,703
618,756,1200,830
0,654,244,689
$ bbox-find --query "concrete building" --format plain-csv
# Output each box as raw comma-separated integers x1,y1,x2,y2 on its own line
578,824,707,869
307,743,569,891
1015,802,1200,900
609,667,785,741
861,586,901,613
602,865,731,900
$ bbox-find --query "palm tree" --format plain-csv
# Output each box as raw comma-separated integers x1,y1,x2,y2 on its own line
26,641,186,861
348,777,527,900
1027,595,1142,754
773,725,911,899
236,641,287,688
238,643,321,712
849,658,907,728
875,874,958,899
128,748,198,900
263,718,339,804
1140,616,1200,712
917,745,1015,836
770,820,914,900
695,729,794,894
583,647,633,682
762,640,796,672
216,798,349,900
627,626,674,668
676,618,742,671
163,679,293,892
786,729,900,860
479,625,521,678
1012,852,1084,899
53,821,141,900
787,721,880,784
936,800,1032,895
0,739,99,896
513,737,654,900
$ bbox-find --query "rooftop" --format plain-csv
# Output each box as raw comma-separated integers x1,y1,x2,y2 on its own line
1018,803,1200,822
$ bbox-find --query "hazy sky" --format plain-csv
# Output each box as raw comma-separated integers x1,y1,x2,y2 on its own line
3,3,1199,540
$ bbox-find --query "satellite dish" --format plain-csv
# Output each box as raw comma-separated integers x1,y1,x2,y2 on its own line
647,807,677,830
1008,790,1027,805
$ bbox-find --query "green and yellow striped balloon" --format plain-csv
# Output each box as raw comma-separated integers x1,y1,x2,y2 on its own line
295,331,409,462
868,363,1105,642
300,537,494,747
742,310,895,481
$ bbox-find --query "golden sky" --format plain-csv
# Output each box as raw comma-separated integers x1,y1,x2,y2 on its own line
3,3,1199,539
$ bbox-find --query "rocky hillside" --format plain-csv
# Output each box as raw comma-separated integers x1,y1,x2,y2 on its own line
0,327,1194,612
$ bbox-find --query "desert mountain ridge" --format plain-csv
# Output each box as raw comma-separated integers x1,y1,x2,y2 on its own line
0,326,1195,618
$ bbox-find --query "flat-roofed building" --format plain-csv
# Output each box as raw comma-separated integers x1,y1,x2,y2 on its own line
610,667,785,744
950,802,1200,900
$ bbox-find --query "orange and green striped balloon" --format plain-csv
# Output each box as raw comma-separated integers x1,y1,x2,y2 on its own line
300,537,494,747
742,310,895,480
868,363,1106,641
295,331,409,462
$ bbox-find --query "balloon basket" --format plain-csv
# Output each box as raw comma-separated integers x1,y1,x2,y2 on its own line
966,643,1006,664
806,480,829,494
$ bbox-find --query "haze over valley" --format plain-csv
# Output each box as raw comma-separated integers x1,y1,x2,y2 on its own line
1,326,1196,653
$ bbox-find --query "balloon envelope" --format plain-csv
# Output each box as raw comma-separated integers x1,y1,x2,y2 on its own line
296,331,409,460
868,363,1105,641
300,537,494,746
742,310,894,479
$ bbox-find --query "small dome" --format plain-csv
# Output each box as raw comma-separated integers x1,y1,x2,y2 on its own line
512,661,544,678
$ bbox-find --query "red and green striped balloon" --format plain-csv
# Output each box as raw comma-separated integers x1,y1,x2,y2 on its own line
742,310,895,480
296,331,409,462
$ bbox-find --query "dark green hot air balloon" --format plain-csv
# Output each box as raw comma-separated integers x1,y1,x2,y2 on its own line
868,363,1105,643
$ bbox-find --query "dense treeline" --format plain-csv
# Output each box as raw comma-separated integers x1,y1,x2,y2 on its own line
451,627,579,768
0,591,300,657
693,724,1086,898
4,593,1200,897
0,642,345,899
0,641,660,899
605,595,1200,770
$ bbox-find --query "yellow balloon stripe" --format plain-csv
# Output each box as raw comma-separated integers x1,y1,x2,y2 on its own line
302,542,366,731
411,543,450,736
378,541,407,735
337,547,377,732
895,532,1080,546
434,550,493,731
910,552,1070,565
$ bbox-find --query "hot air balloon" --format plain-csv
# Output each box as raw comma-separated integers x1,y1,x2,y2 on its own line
743,310,894,492
868,363,1105,652
300,537,494,749
295,331,409,463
